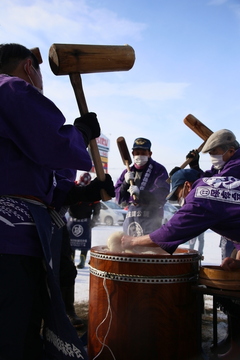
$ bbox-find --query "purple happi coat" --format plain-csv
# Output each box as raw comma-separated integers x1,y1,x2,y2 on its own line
115,157,169,208
150,148,240,254
0,74,92,256
115,158,170,235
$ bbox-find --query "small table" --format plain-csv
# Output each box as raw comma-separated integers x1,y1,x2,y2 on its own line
192,285,240,355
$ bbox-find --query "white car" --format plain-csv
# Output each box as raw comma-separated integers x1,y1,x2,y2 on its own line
97,201,178,227
97,201,127,226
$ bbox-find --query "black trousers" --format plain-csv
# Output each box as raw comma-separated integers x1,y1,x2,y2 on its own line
0,254,47,360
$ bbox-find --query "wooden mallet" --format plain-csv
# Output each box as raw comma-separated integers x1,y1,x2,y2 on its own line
117,136,132,174
180,114,213,169
48,43,135,200
30,47,43,64
117,136,137,201
180,114,213,168
166,114,213,183
183,114,213,142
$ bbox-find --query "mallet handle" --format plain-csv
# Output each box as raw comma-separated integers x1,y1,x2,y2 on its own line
166,142,205,184
116,136,132,167
69,73,111,201
116,136,136,200
178,142,206,169
166,114,213,183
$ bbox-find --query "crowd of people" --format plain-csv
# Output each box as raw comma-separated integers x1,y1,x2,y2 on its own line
1,42,240,360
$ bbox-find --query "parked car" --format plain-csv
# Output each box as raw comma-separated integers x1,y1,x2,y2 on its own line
97,201,127,226
162,202,179,224
122,202,178,224
97,200,177,227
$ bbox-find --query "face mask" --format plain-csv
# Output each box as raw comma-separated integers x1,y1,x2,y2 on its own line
178,197,185,207
133,155,148,167
31,66,44,94
177,183,186,207
210,150,227,170
25,65,43,94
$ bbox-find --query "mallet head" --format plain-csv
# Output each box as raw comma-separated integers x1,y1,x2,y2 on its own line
48,43,135,75
30,47,43,64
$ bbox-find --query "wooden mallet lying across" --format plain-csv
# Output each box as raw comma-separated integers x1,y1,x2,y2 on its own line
48,43,135,200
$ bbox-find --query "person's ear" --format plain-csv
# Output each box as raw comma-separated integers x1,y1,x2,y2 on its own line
23,58,32,76
228,148,235,156
185,181,192,194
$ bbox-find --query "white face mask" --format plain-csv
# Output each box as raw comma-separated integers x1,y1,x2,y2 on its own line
133,155,148,167
177,183,186,207
178,197,185,207
210,150,227,170
25,65,43,94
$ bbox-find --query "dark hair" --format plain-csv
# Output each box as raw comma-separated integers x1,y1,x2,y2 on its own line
220,141,240,152
0,43,39,74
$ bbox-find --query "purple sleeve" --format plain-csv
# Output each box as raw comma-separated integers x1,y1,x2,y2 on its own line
149,196,222,254
51,170,77,210
1,77,92,171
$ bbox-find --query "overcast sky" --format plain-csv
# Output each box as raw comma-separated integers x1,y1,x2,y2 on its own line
1,0,240,182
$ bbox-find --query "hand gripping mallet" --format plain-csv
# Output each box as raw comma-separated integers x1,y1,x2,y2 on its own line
48,43,135,200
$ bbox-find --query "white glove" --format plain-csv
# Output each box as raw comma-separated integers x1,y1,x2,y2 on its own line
124,171,135,184
127,185,140,197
